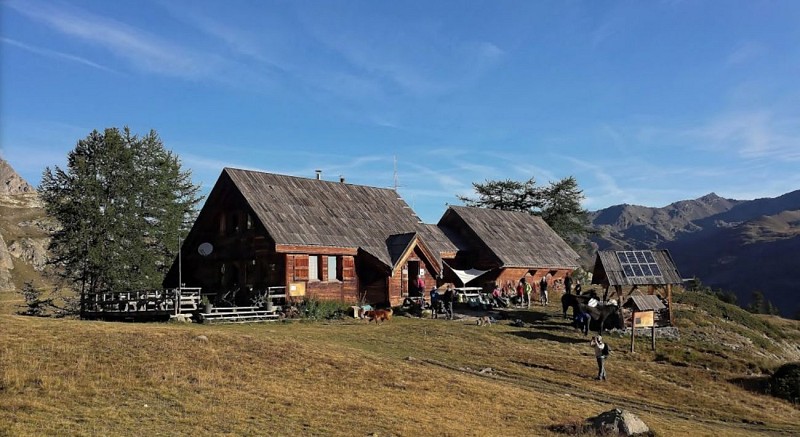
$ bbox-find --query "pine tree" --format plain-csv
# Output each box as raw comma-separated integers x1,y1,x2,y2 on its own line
39,127,201,295
458,176,589,241
747,291,767,314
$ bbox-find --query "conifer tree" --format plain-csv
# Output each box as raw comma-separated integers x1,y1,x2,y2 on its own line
458,176,589,242
39,127,201,295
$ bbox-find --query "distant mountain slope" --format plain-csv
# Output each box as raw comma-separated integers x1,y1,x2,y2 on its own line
589,191,800,317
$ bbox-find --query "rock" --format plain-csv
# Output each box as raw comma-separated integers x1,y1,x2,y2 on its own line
591,408,651,436
0,233,14,292
0,158,34,195
7,237,49,271
169,314,193,323
194,335,209,342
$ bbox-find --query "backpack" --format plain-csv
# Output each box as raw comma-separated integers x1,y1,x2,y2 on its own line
602,343,610,357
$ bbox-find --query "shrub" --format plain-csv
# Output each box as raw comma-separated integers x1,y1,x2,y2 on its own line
298,298,351,320
770,362,800,404
17,282,53,317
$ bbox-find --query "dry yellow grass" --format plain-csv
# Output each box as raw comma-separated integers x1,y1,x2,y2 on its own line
1,298,798,436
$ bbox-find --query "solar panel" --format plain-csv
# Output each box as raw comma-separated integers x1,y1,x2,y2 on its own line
622,264,635,277
616,250,663,279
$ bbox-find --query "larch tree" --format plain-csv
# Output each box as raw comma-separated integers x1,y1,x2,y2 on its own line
39,127,202,296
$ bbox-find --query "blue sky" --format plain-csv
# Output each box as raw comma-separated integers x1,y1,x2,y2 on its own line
2,0,799,223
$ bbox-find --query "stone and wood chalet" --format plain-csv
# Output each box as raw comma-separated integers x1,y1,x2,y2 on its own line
164,168,580,307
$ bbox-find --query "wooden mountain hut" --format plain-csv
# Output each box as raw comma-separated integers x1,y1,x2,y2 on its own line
164,168,442,307
432,206,581,292
591,249,682,325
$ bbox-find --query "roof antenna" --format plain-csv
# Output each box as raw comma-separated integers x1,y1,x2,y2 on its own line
393,155,399,191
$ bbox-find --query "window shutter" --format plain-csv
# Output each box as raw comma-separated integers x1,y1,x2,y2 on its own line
294,255,309,281
341,256,355,281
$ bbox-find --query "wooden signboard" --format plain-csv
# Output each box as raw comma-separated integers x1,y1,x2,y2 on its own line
630,310,656,353
288,282,306,297
633,310,654,328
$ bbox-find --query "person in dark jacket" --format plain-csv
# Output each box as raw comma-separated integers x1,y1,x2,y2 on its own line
574,310,590,335
443,285,455,320
430,286,440,318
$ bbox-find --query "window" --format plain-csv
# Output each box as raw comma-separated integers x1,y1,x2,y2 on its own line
327,256,337,281
308,255,322,281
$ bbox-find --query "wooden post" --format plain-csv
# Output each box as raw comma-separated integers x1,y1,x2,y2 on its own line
630,311,636,353
667,284,674,326
651,324,656,351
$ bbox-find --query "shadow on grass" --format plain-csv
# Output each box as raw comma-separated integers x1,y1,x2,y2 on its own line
507,330,588,344
497,308,552,324
728,375,770,396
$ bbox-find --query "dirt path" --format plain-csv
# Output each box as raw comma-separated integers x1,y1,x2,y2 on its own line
415,356,800,435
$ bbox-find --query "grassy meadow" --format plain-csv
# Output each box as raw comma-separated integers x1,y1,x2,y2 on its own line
1,289,799,436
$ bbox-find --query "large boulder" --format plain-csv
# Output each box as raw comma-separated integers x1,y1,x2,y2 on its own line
590,408,651,436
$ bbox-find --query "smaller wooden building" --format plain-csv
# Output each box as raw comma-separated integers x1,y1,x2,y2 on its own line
622,294,670,328
591,249,682,325
433,206,581,292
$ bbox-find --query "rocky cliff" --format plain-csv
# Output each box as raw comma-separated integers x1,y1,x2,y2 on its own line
0,159,51,293
0,158,34,195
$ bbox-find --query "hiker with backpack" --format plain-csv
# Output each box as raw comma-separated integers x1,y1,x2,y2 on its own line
590,336,609,381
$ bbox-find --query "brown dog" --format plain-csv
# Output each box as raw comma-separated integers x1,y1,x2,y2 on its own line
364,308,393,323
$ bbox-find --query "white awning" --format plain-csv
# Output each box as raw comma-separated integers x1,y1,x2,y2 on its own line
443,262,489,286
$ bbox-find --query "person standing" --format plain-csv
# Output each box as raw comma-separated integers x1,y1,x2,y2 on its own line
430,286,440,319
416,276,425,296
564,275,573,295
575,310,590,335
539,276,549,306
443,284,455,320
590,336,608,381
524,278,533,308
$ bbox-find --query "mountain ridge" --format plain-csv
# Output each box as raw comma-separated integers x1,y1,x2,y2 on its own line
588,190,800,317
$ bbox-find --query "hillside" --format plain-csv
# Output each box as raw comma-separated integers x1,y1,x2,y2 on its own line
1,291,798,436
0,159,53,294
588,191,800,317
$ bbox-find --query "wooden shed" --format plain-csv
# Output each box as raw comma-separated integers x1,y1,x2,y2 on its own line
591,250,682,325
164,168,442,307
622,294,670,328
434,206,581,292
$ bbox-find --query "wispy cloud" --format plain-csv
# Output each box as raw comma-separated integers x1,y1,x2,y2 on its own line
299,9,505,97
6,0,218,79
2,37,116,73
726,41,766,66
687,110,800,161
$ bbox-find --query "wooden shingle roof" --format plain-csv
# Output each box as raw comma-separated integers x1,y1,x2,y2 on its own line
624,294,667,311
224,168,427,268
440,206,580,269
592,250,683,286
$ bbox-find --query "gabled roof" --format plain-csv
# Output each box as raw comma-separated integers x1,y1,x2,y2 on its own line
592,250,683,286
624,294,667,311
223,168,430,269
439,206,580,269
